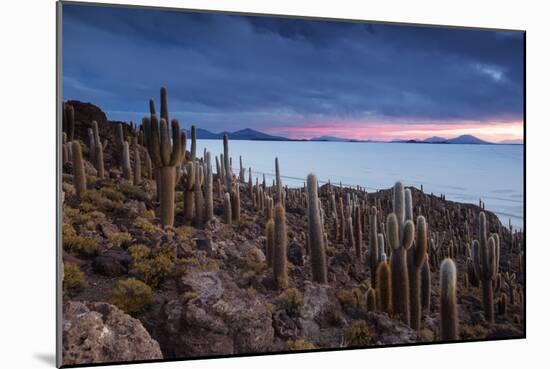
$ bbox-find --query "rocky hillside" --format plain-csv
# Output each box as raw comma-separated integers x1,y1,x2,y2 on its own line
60,92,525,366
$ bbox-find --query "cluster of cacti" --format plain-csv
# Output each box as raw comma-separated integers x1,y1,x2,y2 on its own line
387,182,415,325
306,173,328,284
142,89,186,227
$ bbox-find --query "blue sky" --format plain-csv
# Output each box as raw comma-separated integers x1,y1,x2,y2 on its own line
62,3,524,141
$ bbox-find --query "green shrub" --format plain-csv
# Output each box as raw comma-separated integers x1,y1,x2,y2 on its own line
63,263,86,297
344,320,375,347
129,245,174,288
275,288,304,317
286,339,316,351
107,232,132,248
109,278,153,314
62,224,99,258
133,217,160,233
336,288,365,314
118,182,148,201
100,187,125,202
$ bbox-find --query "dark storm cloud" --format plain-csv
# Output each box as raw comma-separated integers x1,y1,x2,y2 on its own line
62,3,524,134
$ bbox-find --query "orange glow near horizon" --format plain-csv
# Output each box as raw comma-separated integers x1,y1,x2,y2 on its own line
264,120,524,143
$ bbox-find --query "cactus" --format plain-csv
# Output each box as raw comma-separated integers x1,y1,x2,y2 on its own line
377,233,386,263
472,212,497,323
421,258,431,314
439,258,458,340
181,161,195,222
132,137,141,185
91,121,104,179
223,192,232,225
376,261,392,313
63,103,75,141
239,156,245,182
190,125,197,163
231,183,241,221
369,206,379,287
142,114,185,228
275,157,283,204
160,86,169,124
204,152,214,221
266,219,275,268
273,203,288,288
194,163,205,227
62,132,69,165
122,141,132,181
346,216,355,249
223,134,232,190
366,287,376,311
306,173,328,284
354,206,363,260
72,141,87,198
88,128,96,162
388,182,415,325
407,215,428,330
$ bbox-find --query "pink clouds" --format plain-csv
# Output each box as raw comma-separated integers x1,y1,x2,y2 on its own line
264,120,524,143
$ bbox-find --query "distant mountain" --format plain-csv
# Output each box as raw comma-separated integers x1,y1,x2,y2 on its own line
499,138,524,145
183,127,288,141
446,134,489,144
391,134,491,145
310,135,350,142
423,136,447,143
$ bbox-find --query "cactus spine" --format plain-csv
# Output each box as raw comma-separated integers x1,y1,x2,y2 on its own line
439,258,458,340
307,173,328,284
388,181,415,325
376,261,392,313
407,215,428,330
71,141,87,198
273,203,288,288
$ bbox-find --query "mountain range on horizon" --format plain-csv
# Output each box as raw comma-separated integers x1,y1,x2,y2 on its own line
181,128,522,145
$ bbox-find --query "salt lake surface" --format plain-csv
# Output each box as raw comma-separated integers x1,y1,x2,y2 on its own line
194,140,524,229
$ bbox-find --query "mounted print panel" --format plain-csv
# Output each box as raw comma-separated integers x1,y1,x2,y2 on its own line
57,1,525,367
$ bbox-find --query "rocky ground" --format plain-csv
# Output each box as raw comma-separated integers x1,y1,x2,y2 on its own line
61,101,525,366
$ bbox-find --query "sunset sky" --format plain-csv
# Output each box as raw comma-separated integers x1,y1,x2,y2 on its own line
62,4,524,143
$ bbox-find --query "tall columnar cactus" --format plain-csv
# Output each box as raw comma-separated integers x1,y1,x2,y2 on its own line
366,287,376,312
421,258,431,314
63,103,75,141
473,212,498,323
239,156,245,182
354,205,363,260
223,134,232,190
204,152,214,221
376,261,392,313
275,157,283,204
346,216,355,250
160,86,169,124
142,115,185,227
116,123,124,147
132,137,141,185
266,219,275,268
231,183,241,222
439,258,458,340
223,192,232,225
88,128,96,162
273,203,288,288
377,233,387,263
194,163,205,227
388,182,415,325
307,173,328,284
122,141,132,181
91,121,104,179
182,161,195,221
62,132,69,165
71,141,87,198
339,197,346,243
369,206,379,287
190,125,197,163
407,215,428,330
